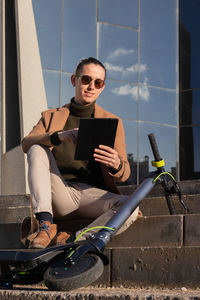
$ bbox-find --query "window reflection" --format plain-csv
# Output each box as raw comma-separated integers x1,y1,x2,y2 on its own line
180,0,200,89
60,73,75,106
62,0,96,72
98,0,138,29
179,0,200,181
180,90,200,126
98,80,138,120
32,0,62,70
139,123,177,181
32,0,183,184
98,24,138,82
179,21,191,91
140,0,177,89
43,70,60,108
140,87,177,125
180,126,200,180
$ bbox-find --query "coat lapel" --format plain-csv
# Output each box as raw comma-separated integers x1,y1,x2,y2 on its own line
45,106,70,132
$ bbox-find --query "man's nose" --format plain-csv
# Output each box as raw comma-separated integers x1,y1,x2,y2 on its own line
88,80,95,89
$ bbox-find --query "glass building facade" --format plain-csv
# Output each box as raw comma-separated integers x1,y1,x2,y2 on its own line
31,0,200,184
179,0,200,180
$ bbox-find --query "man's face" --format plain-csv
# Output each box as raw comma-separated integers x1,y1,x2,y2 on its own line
71,63,106,105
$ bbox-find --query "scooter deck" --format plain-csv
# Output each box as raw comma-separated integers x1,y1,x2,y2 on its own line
0,239,105,287
0,242,80,285
0,240,82,263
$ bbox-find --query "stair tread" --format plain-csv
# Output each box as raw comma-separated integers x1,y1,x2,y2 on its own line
1,286,200,299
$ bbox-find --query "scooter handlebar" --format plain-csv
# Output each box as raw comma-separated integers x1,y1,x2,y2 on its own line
148,133,161,161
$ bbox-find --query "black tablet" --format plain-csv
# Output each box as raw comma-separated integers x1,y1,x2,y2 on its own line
74,118,118,160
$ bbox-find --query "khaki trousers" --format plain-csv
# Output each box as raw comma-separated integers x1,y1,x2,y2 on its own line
27,145,139,239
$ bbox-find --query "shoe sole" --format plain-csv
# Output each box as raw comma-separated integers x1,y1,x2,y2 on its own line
29,236,56,249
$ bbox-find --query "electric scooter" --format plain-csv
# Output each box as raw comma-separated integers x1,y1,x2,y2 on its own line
0,133,187,291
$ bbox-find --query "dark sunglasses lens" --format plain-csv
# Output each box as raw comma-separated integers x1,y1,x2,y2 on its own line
81,75,92,85
80,75,104,89
95,79,104,89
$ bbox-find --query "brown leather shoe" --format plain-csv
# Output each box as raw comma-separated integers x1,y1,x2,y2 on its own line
54,231,73,246
29,221,57,249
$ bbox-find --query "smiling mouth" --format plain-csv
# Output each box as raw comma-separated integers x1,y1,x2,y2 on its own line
84,91,94,97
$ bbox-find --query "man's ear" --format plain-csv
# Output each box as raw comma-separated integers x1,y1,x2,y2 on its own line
71,74,76,87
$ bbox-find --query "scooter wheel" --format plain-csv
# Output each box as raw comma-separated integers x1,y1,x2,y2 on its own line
44,254,104,291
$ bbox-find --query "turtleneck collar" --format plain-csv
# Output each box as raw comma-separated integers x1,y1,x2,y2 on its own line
69,97,95,117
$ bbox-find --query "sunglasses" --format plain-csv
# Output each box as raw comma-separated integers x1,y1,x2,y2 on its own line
77,75,105,89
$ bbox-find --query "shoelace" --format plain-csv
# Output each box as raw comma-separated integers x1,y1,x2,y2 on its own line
39,223,52,240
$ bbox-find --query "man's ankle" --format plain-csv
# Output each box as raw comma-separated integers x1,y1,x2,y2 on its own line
35,211,53,224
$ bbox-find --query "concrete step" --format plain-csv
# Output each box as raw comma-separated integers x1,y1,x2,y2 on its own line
1,214,200,288
0,191,200,225
93,246,200,289
0,179,200,226
0,246,200,290
0,192,200,249
1,287,200,300
0,214,183,249
119,179,200,197
0,195,30,224
0,181,200,289
2,211,200,249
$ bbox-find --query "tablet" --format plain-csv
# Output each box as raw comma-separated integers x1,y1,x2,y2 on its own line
74,118,118,160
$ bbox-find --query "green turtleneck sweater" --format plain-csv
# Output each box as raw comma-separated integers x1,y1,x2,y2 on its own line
52,98,106,189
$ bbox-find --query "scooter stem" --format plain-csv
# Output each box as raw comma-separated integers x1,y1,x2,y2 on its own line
90,173,157,250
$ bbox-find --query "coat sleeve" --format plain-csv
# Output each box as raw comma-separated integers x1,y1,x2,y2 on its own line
21,114,53,153
108,118,130,183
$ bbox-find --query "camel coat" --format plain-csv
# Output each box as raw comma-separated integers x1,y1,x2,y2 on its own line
22,103,130,194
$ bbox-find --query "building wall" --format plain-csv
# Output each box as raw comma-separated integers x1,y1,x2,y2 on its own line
32,0,179,184
179,0,200,180
0,0,47,194
1,0,199,192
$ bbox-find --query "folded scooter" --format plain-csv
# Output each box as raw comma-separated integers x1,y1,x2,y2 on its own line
0,133,187,291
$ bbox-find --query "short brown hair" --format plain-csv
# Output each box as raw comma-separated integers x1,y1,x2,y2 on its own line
75,57,106,80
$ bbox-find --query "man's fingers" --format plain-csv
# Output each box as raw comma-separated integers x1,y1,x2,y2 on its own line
58,128,79,143
98,144,115,153
94,148,113,157
94,145,120,169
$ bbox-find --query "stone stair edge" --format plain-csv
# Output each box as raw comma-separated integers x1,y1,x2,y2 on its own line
1,287,200,300
1,246,200,290
0,209,189,225
0,177,200,200
119,179,200,196
0,192,199,207
1,213,200,249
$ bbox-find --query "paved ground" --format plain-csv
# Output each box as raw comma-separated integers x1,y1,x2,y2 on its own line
1,286,200,299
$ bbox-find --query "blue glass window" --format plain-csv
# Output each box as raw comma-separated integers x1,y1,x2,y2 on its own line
180,0,200,89
193,126,200,173
140,0,178,89
180,90,200,126
62,0,96,73
99,80,138,120
60,73,75,106
98,0,138,29
32,0,62,70
43,70,60,108
139,87,177,125
98,24,138,82
140,123,177,180
180,125,200,179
